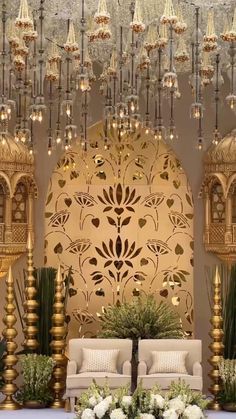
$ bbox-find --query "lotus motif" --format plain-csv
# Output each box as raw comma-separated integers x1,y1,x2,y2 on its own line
49,210,70,229
74,192,97,207
67,238,91,254
98,183,140,213
169,211,189,229
143,192,165,208
147,239,171,256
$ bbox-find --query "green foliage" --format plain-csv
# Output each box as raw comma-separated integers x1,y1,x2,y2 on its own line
219,359,236,403
167,380,208,410
222,265,236,359
99,294,184,340
0,338,6,388
14,266,73,356
16,354,55,404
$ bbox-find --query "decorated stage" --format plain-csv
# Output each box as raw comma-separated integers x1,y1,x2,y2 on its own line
0,409,235,418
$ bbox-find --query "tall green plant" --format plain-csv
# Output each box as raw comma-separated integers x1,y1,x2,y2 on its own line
0,338,6,388
222,265,236,359
14,266,73,356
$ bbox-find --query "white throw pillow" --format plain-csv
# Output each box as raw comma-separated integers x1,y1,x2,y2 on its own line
148,350,188,374
79,348,119,373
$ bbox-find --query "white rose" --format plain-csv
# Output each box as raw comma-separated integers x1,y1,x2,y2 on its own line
163,408,178,419
139,414,155,419
81,408,95,419
110,408,127,419
104,395,112,405
93,399,110,418
122,396,133,407
168,396,185,413
184,404,204,419
150,394,165,409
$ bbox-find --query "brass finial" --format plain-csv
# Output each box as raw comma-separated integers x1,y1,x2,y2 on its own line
50,265,66,408
23,231,39,351
0,267,21,410
208,266,224,410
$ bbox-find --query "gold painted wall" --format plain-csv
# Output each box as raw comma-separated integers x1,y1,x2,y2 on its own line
44,122,194,339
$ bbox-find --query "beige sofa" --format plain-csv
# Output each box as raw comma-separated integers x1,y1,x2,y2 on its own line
66,338,132,410
138,339,203,391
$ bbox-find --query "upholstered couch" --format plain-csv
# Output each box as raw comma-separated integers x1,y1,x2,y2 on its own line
66,338,132,410
138,339,203,391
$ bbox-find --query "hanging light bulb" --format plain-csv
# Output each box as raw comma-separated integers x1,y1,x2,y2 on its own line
161,0,177,25
190,102,204,119
212,129,221,145
226,94,236,110
167,123,178,141
130,0,145,33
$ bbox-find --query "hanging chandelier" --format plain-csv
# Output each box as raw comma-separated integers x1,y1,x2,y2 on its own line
0,0,235,155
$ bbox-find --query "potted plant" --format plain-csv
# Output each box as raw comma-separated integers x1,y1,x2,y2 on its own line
219,358,236,411
99,294,184,391
17,354,55,408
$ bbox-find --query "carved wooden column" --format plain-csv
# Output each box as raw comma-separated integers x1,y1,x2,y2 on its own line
225,194,232,244
4,196,12,243
204,191,211,244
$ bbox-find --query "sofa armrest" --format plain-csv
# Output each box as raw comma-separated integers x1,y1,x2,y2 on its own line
122,360,131,375
193,361,202,377
138,361,147,376
67,360,77,375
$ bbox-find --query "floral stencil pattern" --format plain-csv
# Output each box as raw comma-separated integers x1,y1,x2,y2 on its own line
44,122,194,338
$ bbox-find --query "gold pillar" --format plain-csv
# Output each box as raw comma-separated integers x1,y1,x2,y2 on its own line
204,192,211,244
50,265,66,408
208,266,224,410
4,196,12,243
0,267,21,410
23,232,39,351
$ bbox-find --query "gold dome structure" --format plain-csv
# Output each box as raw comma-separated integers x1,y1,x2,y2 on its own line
0,134,37,277
202,129,236,263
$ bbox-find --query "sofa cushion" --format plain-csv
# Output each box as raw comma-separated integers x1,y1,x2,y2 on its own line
79,348,119,373
149,351,188,374
67,372,131,389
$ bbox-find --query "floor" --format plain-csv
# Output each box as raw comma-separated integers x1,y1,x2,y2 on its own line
0,409,235,418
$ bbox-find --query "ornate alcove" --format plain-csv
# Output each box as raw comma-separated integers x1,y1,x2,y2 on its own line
202,129,236,263
44,122,194,338
0,134,37,277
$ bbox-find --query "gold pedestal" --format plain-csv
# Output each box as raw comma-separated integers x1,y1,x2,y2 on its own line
0,267,21,410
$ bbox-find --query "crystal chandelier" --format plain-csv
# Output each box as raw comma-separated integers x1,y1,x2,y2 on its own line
0,0,236,155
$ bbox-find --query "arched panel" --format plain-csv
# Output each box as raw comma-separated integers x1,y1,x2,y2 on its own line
44,122,194,339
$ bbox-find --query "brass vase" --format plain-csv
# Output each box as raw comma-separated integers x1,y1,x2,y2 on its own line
0,267,21,410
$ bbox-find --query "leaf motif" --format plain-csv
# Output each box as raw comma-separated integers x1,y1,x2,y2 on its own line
175,244,184,255
125,260,133,267
166,199,174,208
140,258,148,266
160,289,168,298
108,270,115,279
121,217,131,227
104,260,112,268
58,179,66,188
131,247,142,259
186,193,193,207
138,218,147,228
126,206,135,212
54,242,63,254
185,213,193,219
160,171,169,180
45,212,53,218
95,247,107,258
89,258,97,266
103,206,113,212
46,192,53,206
92,218,100,227
173,180,180,189
64,198,72,207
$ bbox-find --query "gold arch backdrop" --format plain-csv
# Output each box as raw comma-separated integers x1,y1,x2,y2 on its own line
44,122,194,338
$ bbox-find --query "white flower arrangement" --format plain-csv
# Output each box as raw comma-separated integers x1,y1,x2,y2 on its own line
75,381,208,419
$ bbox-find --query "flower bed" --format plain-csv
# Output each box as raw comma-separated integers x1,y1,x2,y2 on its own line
75,381,208,419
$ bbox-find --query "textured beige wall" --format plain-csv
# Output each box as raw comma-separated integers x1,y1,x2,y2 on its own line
0,72,235,392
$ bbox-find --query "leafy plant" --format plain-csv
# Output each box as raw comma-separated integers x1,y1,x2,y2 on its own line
99,294,184,340
16,354,55,405
0,337,6,388
222,265,236,359
99,294,183,392
218,359,236,403
14,266,73,355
